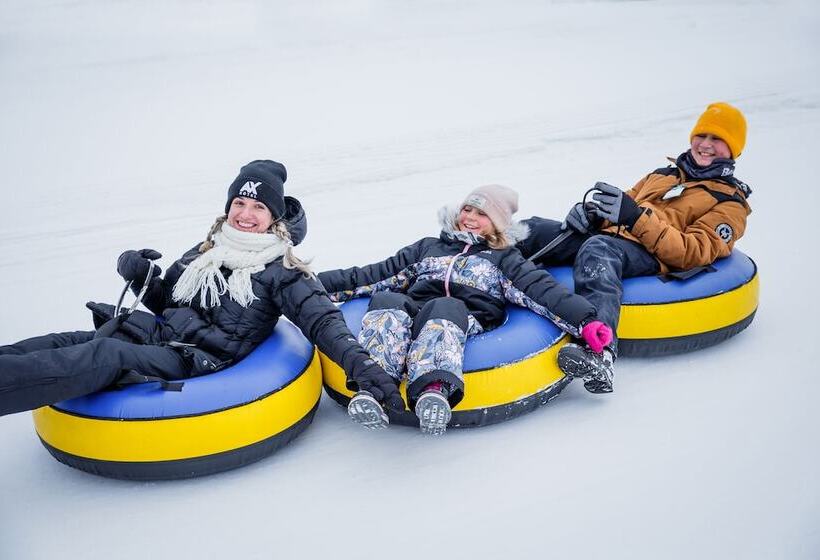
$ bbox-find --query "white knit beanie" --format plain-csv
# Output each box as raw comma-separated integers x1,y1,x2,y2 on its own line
461,184,519,232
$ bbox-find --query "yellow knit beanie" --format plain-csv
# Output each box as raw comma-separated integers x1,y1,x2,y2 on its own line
690,102,747,159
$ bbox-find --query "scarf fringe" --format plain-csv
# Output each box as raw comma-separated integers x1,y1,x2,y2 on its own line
172,224,287,308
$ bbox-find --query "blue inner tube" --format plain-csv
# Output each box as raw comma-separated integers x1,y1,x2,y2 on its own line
33,320,321,480
55,320,315,419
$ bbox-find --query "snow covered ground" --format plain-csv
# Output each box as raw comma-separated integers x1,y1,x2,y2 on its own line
1,0,819,558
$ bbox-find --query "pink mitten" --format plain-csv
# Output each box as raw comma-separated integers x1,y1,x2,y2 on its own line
581,321,613,354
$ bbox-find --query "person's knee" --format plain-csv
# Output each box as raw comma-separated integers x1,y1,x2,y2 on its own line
86,337,135,366
578,235,621,259
416,298,469,333
368,292,417,315
575,236,627,281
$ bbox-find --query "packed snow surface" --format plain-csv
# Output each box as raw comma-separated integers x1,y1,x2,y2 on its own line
1,1,818,558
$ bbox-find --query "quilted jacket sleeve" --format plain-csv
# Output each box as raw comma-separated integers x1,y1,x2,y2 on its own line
273,268,378,384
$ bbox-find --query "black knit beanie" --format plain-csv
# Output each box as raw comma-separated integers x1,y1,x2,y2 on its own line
225,160,287,219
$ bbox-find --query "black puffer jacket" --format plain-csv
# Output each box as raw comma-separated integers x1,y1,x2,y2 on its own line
87,200,375,378
318,211,597,335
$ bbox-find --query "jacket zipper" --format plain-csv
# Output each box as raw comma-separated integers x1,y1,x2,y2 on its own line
444,243,471,297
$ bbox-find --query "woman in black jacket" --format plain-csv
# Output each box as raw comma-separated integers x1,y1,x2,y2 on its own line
319,184,613,436
0,160,401,417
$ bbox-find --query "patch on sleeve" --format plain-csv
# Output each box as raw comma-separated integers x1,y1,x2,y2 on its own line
715,223,733,243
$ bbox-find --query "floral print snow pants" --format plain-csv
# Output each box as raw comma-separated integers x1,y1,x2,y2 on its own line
357,292,474,406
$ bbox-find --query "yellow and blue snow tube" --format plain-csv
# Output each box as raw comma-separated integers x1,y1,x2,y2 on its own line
549,250,759,356
321,251,758,427
321,300,570,428
32,321,321,480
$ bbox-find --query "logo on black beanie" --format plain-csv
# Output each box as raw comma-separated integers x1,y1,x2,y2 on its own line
239,181,261,198
226,160,288,219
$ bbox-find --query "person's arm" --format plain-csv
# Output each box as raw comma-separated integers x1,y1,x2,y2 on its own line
274,268,404,410
317,238,428,301
116,247,196,315
498,250,597,337
628,198,748,270
139,247,202,314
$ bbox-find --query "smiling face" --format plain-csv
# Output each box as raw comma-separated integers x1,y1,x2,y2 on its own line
227,196,275,233
690,133,732,166
458,205,496,237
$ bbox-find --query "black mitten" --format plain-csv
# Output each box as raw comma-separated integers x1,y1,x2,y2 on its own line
562,202,603,234
117,249,163,283
589,182,643,229
355,360,405,413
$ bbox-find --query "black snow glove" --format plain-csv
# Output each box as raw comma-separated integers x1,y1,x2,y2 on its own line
117,249,163,283
590,182,643,229
561,202,603,234
355,360,406,413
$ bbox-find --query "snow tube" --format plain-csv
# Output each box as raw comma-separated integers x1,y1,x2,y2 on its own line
548,250,759,357
321,250,757,428
321,300,570,428
32,321,321,480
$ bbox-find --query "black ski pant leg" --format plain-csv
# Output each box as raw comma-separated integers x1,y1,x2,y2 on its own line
573,235,659,353
405,297,470,408
0,331,95,356
516,217,589,265
0,338,187,416
367,291,420,316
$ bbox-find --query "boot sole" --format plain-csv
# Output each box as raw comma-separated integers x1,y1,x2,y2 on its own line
557,345,613,394
415,392,452,436
557,345,595,379
348,393,389,430
583,379,613,394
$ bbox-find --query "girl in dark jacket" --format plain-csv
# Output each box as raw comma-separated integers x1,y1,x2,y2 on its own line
0,160,401,417
319,184,613,436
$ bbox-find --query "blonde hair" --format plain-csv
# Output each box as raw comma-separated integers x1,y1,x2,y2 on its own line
484,230,511,250
199,215,315,278
451,212,510,250
271,219,315,278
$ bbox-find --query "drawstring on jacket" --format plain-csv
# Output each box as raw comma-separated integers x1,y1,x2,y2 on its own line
444,243,472,297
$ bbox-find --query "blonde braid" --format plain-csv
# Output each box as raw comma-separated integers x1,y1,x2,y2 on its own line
199,215,228,253
271,220,315,278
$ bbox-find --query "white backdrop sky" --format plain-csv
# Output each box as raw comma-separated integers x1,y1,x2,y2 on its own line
1,1,819,558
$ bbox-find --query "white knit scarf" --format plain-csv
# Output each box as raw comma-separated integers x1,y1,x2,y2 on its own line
172,223,288,308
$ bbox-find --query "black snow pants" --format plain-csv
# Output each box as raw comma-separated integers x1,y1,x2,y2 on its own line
0,330,188,416
357,292,470,407
518,218,660,353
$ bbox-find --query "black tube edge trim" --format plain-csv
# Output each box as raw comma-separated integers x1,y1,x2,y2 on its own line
38,399,319,481
619,310,756,357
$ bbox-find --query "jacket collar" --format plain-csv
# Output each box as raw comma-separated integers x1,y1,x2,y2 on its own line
436,205,531,246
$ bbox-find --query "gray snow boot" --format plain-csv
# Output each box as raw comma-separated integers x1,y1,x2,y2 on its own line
557,343,615,394
348,391,389,430
414,385,452,436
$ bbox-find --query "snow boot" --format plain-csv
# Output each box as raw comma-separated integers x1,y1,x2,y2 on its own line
348,391,389,430
557,343,615,394
414,383,452,436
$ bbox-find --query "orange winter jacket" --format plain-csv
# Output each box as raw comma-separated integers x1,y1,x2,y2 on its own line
602,162,751,273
